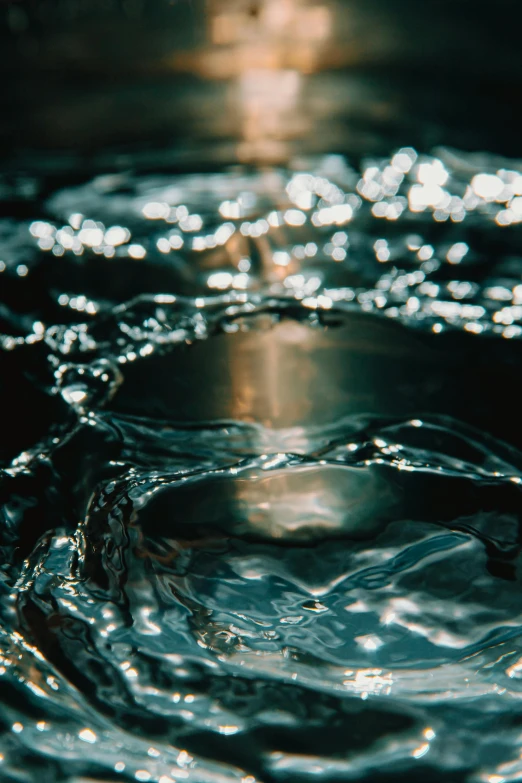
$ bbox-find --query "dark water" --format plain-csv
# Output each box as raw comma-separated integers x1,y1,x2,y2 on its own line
2,146,522,783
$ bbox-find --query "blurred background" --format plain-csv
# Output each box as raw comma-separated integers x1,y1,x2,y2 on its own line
1,0,522,171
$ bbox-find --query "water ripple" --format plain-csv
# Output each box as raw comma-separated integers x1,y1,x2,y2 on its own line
2,149,522,782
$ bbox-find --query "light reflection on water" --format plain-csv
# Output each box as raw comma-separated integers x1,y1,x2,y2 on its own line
2,3,522,782
1,146,522,783
4,146,522,344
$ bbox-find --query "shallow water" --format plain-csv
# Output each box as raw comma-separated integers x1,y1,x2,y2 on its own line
2,147,522,783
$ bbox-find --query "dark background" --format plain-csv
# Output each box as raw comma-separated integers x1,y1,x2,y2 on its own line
1,0,522,170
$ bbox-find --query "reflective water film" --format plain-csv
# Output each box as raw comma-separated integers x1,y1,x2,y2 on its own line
3,0,522,780
2,146,522,783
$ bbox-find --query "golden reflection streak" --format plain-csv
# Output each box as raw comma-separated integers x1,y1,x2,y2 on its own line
168,1,338,161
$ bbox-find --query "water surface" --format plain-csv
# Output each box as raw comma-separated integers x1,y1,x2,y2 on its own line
2,147,522,783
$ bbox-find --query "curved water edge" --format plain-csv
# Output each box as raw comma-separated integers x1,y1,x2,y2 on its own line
2,148,522,782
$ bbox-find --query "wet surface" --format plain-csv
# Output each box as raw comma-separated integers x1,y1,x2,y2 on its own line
3,2,522,782
1,148,522,783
